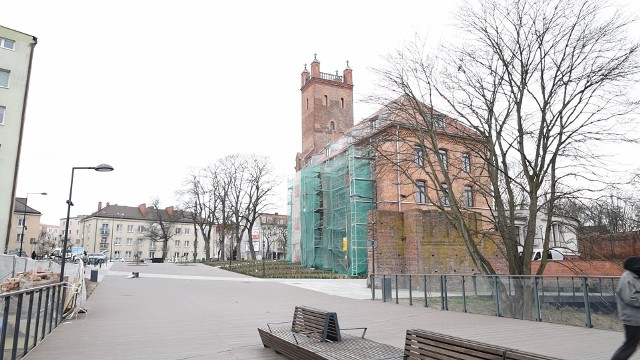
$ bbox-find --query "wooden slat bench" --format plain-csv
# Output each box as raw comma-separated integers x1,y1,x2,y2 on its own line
258,305,404,360
404,329,561,360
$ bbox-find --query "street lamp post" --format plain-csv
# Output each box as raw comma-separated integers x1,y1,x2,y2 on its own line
19,192,47,258
60,164,114,283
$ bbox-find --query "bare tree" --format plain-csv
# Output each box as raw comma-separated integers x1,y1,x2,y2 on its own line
370,0,639,278
367,0,639,320
178,167,222,261
144,198,177,260
242,155,279,260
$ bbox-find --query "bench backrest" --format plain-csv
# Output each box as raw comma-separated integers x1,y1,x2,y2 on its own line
404,329,560,360
405,329,507,360
291,306,341,342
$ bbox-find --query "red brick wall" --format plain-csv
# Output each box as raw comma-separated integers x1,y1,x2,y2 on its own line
370,209,507,276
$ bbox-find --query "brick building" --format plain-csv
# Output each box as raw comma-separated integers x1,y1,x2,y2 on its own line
289,56,495,276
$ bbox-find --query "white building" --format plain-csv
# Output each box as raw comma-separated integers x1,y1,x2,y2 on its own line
513,209,579,255
0,26,37,253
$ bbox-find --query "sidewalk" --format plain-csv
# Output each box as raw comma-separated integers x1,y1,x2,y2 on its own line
23,263,638,360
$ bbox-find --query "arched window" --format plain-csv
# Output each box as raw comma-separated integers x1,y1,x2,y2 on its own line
329,121,335,131
306,98,309,110
341,97,345,108
324,95,328,106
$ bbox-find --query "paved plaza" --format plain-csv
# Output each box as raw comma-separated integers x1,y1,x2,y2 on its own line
22,262,638,360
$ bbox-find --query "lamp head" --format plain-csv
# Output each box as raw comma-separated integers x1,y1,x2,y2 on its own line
94,164,114,172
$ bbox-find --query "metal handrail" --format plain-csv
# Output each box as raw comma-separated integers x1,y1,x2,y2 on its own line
0,282,65,359
370,273,620,330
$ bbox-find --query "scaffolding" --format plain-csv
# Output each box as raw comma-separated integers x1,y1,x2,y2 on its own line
299,146,374,276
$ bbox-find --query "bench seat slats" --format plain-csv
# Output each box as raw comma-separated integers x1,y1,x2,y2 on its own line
404,329,561,360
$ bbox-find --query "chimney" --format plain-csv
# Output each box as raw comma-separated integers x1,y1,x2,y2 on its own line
166,206,174,218
138,203,147,216
106,202,110,207
98,201,102,211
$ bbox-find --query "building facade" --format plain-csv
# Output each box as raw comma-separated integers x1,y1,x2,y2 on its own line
0,26,37,253
8,197,42,256
251,213,287,260
59,202,215,262
290,56,492,276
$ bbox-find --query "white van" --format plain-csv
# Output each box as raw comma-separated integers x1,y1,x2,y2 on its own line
531,248,564,261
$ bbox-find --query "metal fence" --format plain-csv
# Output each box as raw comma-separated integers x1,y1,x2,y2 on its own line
0,255,87,359
370,273,621,331
0,282,65,360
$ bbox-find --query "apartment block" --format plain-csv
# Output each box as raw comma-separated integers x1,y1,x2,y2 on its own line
0,25,37,253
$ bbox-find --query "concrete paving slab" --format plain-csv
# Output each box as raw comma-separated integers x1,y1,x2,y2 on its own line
22,263,639,360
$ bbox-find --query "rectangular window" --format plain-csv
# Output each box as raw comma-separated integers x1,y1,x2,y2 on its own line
114,250,121,258
433,114,445,129
126,238,133,245
0,38,15,50
137,225,144,233
16,234,22,243
175,240,181,247
440,183,450,206
100,223,109,235
125,251,132,258
438,149,448,170
18,218,25,227
175,228,182,235
115,237,121,245
0,106,5,125
464,186,474,207
184,228,190,235
183,252,189,258
0,69,9,88
414,147,424,167
127,225,134,233
184,240,189,247
462,154,471,173
149,251,155,259
116,224,123,232
416,180,426,204
136,239,143,245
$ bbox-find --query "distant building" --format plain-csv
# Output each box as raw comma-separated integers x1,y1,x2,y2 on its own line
8,197,42,256
513,208,579,255
63,202,212,262
0,25,37,253
252,213,287,260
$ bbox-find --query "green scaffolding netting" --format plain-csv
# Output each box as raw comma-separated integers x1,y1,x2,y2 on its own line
299,146,374,276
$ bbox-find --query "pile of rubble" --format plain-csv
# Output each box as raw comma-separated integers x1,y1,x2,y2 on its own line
0,271,61,292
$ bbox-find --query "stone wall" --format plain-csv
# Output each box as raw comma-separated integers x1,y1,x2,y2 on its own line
370,209,506,277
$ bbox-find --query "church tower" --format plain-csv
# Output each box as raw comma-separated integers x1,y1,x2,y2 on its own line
298,54,353,169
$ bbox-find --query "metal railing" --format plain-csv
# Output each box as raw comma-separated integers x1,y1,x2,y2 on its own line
370,273,621,331
0,282,65,359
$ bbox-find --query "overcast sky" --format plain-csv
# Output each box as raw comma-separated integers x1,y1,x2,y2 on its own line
4,0,639,225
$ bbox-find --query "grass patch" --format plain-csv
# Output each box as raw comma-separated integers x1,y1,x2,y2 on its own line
205,260,364,279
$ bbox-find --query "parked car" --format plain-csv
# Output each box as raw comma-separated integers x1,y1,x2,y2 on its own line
87,253,108,264
110,257,125,262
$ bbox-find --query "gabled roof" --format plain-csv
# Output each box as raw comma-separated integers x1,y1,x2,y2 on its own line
84,204,193,223
14,198,42,215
